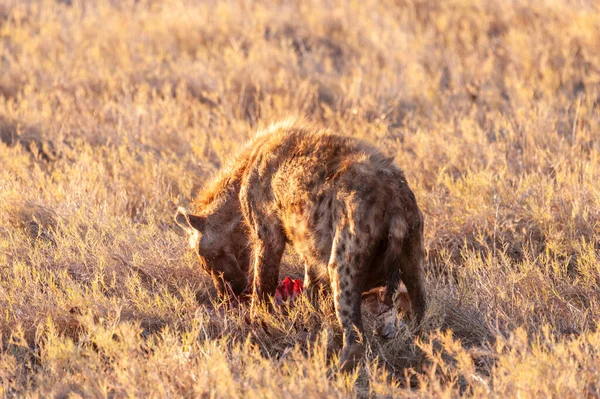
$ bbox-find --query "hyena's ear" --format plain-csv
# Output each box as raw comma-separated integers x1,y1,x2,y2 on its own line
174,207,205,234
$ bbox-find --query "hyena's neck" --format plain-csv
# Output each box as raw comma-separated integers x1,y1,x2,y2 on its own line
197,142,255,224
199,180,242,225
196,180,246,252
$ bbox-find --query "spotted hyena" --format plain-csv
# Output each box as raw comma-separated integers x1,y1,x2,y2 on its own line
175,119,426,370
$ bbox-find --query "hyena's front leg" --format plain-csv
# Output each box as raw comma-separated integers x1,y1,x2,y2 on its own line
302,259,330,307
244,206,286,314
240,182,286,312
328,223,368,371
249,220,286,306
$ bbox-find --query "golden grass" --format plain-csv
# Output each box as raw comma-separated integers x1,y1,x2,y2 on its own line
0,0,599,397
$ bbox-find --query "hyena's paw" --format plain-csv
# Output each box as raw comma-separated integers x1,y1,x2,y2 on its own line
339,342,365,372
249,296,274,322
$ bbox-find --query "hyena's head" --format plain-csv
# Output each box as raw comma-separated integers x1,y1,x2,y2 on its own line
175,207,250,299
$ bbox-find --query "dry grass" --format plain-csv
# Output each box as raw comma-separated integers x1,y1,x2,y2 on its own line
0,0,599,397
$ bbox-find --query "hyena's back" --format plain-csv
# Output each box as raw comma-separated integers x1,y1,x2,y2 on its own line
244,126,423,291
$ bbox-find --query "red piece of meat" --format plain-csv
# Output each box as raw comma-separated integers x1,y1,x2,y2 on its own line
275,276,304,305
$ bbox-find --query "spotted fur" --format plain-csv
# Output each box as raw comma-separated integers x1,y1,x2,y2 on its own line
175,119,427,370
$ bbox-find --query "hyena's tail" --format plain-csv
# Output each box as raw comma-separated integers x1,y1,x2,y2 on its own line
383,208,427,325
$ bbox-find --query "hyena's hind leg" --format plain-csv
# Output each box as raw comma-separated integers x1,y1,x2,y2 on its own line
327,221,372,371
382,212,427,336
